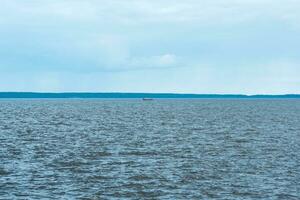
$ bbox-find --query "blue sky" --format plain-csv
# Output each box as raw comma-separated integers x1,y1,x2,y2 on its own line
0,0,300,94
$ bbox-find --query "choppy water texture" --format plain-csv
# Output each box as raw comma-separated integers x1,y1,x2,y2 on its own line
1,99,300,199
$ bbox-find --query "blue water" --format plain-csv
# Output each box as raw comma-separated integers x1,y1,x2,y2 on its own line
0,99,299,199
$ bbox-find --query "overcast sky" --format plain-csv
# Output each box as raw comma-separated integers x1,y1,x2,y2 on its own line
1,0,300,94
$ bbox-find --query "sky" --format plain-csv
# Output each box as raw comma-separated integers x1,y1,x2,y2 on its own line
0,0,300,94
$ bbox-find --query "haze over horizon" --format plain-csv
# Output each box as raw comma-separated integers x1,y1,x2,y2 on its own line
1,0,300,94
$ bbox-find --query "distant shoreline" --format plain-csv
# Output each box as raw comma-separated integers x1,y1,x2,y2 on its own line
0,92,300,99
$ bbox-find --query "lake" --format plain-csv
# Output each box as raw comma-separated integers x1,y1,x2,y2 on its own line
0,99,299,199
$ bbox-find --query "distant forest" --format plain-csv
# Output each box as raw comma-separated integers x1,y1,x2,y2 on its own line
0,92,300,98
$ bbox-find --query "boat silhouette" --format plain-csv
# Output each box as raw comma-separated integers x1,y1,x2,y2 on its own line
142,98,154,101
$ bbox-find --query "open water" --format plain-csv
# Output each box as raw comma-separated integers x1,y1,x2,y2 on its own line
0,99,299,199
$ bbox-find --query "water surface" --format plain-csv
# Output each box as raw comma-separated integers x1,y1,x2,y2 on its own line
0,99,299,199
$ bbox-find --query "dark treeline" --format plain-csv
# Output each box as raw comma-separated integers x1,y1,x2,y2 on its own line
0,92,300,98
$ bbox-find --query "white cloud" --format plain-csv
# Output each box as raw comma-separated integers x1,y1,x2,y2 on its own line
128,54,178,69
1,0,300,26
157,54,177,66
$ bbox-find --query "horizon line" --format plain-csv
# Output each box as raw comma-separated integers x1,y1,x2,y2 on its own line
0,92,300,98
1,92,300,95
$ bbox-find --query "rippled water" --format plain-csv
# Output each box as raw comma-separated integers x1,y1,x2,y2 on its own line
0,99,300,199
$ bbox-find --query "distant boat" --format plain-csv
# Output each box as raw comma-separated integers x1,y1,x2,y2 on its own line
142,98,154,101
